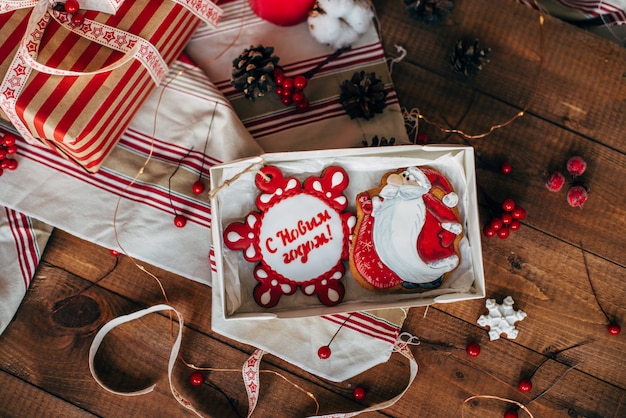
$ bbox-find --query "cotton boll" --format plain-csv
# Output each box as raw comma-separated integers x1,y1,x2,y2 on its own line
331,25,360,48
317,0,355,18
344,5,373,34
308,13,345,46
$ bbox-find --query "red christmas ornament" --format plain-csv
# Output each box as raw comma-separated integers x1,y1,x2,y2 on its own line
566,156,587,177
189,371,205,387
545,171,565,192
465,342,481,357
352,386,366,400
174,214,187,228
192,180,205,195
500,162,512,175
64,0,80,14
608,322,621,336
317,345,331,359
518,379,532,393
567,185,588,208
249,0,315,26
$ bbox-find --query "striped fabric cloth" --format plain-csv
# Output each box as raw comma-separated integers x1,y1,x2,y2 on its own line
517,0,626,44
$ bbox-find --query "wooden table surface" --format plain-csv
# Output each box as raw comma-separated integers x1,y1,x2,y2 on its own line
1,1,625,417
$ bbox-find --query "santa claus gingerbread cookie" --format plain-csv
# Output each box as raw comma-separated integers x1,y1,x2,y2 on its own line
223,166,356,308
350,166,463,292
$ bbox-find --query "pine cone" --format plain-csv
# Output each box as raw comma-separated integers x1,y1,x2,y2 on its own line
362,135,396,147
339,71,388,120
404,0,453,25
231,45,279,100
449,39,490,76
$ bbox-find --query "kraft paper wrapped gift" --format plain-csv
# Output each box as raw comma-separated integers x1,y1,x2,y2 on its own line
0,0,221,172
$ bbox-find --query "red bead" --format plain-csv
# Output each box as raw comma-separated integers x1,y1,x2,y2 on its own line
189,371,204,387
483,225,496,238
489,218,502,231
511,206,526,220
500,212,513,225
293,75,308,90
2,133,16,146
296,99,310,112
0,149,6,160
504,409,519,418
502,199,515,212
497,226,510,239
71,12,84,26
608,323,621,336
352,386,366,400
174,214,187,228
65,0,80,14
192,180,205,195
291,91,306,103
109,249,121,257
317,345,331,359
509,219,521,231
466,342,481,357
545,171,566,192
6,159,17,170
281,77,294,90
500,162,512,175
518,379,532,393
566,156,587,177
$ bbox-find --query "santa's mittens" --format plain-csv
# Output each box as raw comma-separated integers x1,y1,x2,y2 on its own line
308,0,374,48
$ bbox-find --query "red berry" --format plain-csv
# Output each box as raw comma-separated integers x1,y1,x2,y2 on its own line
109,249,121,257
192,180,205,195
511,206,526,220
317,345,331,359
509,219,521,231
296,99,310,112
500,162,512,175
293,75,308,90
352,386,366,400
518,379,532,393
6,159,18,170
483,225,496,238
502,199,515,212
0,168,3,176
65,0,80,13
566,185,588,208
281,95,293,105
504,409,519,418
2,133,16,146
545,171,566,192
274,72,284,86
497,226,510,239
489,218,502,231
415,132,429,145
0,159,9,169
608,323,621,336
566,156,587,177
275,86,283,96
174,214,187,228
466,342,481,357
500,212,513,225
71,12,84,26
189,371,204,387
281,77,294,90
0,149,6,160
6,144,17,155
291,91,306,103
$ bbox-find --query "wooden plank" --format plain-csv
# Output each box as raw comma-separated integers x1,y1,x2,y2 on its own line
373,0,626,152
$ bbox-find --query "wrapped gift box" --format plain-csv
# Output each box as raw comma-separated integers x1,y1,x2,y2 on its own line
210,145,486,320
0,0,220,172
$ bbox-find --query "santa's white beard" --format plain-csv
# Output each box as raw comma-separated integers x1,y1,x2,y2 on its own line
372,196,458,284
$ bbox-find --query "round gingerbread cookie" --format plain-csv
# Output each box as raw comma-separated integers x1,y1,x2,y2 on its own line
350,166,463,292
223,165,356,308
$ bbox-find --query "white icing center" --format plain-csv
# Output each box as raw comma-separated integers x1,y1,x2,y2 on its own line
259,194,344,283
